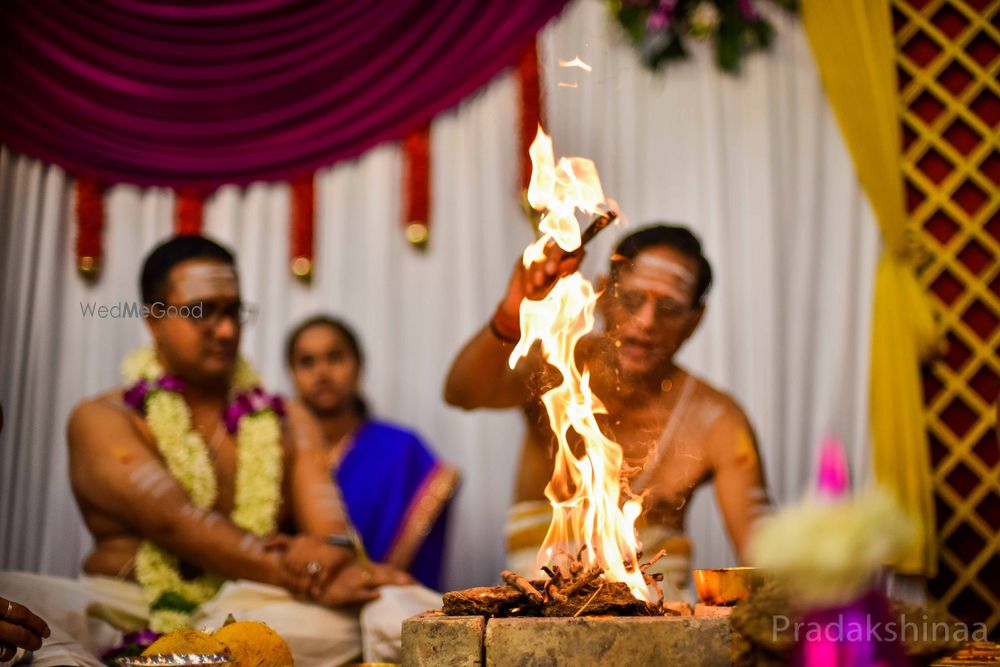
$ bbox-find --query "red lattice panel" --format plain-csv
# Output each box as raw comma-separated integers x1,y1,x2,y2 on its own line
894,0,1000,637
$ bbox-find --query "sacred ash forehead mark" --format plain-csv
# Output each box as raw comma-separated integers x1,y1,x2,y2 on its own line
621,253,696,300
173,263,239,303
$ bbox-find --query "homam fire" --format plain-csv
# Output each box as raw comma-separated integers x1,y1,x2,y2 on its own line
401,127,739,665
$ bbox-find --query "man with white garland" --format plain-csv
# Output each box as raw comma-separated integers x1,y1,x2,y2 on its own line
0,235,438,666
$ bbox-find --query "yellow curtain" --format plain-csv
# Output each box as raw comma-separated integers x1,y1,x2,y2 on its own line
802,0,938,575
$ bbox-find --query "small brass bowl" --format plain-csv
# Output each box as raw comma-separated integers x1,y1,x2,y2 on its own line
693,566,764,606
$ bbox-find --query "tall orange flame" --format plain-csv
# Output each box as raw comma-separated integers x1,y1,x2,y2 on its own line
510,126,649,601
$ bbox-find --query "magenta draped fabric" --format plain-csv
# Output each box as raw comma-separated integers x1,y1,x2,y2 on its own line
0,0,568,187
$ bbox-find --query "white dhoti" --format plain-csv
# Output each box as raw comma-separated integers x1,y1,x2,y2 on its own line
0,571,440,666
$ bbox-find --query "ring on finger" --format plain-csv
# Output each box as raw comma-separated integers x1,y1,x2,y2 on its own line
0,599,13,620
306,561,323,577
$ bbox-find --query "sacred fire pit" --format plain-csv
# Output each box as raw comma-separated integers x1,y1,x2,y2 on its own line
402,548,738,666
402,613,733,667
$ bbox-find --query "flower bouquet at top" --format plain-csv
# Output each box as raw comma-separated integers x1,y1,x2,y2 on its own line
607,0,797,73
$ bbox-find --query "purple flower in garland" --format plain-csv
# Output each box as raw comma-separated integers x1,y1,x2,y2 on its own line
100,628,161,664
269,393,287,419
122,379,150,411
126,376,285,433
225,388,286,434
123,376,186,413
224,397,250,434
156,375,185,393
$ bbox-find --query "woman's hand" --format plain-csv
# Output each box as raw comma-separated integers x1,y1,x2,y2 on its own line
312,561,414,608
265,534,353,599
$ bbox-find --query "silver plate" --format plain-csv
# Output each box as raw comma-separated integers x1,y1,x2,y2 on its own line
117,655,231,666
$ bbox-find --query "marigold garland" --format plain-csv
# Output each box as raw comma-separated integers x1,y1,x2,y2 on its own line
121,345,283,632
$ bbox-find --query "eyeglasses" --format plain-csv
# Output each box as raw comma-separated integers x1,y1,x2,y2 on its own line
610,286,691,321
167,301,258,329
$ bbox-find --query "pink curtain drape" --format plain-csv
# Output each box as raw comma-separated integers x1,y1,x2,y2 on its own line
0,0,569,187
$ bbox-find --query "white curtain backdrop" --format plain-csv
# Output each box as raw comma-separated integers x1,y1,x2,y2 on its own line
0,0,879,591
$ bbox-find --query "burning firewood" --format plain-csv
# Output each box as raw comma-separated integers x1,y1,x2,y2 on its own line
441,550,677,618
500,570,544,603
640,549,668,572
560,564,603,597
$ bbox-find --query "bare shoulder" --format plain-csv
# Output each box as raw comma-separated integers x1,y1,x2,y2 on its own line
67,389,135,443
67,388,158,501
67,388,158,468
678,373,763,476
681,372,753,434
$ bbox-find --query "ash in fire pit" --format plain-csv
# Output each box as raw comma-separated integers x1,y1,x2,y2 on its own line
442,548,673,618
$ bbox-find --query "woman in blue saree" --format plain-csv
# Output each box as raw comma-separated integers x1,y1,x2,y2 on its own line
286,316,458,590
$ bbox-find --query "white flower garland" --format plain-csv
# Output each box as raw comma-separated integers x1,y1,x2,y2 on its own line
121,345,283,632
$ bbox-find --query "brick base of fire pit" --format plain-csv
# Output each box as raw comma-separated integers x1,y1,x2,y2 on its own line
402,612,735,666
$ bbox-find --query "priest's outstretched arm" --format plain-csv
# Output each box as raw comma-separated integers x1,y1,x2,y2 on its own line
444,247,584,410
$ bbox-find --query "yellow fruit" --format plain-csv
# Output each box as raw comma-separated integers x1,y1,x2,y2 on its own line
143,629,228,656
213,620,294,666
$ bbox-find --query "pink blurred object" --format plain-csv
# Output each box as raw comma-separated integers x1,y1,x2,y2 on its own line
793,590,911,667
795,438,911,666
817,436,850,499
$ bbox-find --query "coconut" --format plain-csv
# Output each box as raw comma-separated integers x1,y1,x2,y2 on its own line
213,620,294,666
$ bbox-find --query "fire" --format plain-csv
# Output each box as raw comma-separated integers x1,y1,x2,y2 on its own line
509,126,650,601
558,56,593,72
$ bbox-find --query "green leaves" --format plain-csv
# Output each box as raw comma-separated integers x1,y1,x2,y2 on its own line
607,0,797,75
150,591,199,614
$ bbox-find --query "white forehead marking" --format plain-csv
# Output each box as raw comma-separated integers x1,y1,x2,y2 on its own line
627,275,689,302
620,254,696,303
174,263,238,302
632,254,695,287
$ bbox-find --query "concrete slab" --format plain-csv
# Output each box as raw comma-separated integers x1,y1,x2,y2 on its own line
484,615,733,667
402,612,485,667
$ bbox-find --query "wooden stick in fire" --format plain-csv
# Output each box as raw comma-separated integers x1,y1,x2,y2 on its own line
539,206,617,257
579,206,618,248
561,565,604,596
501,570,544,603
